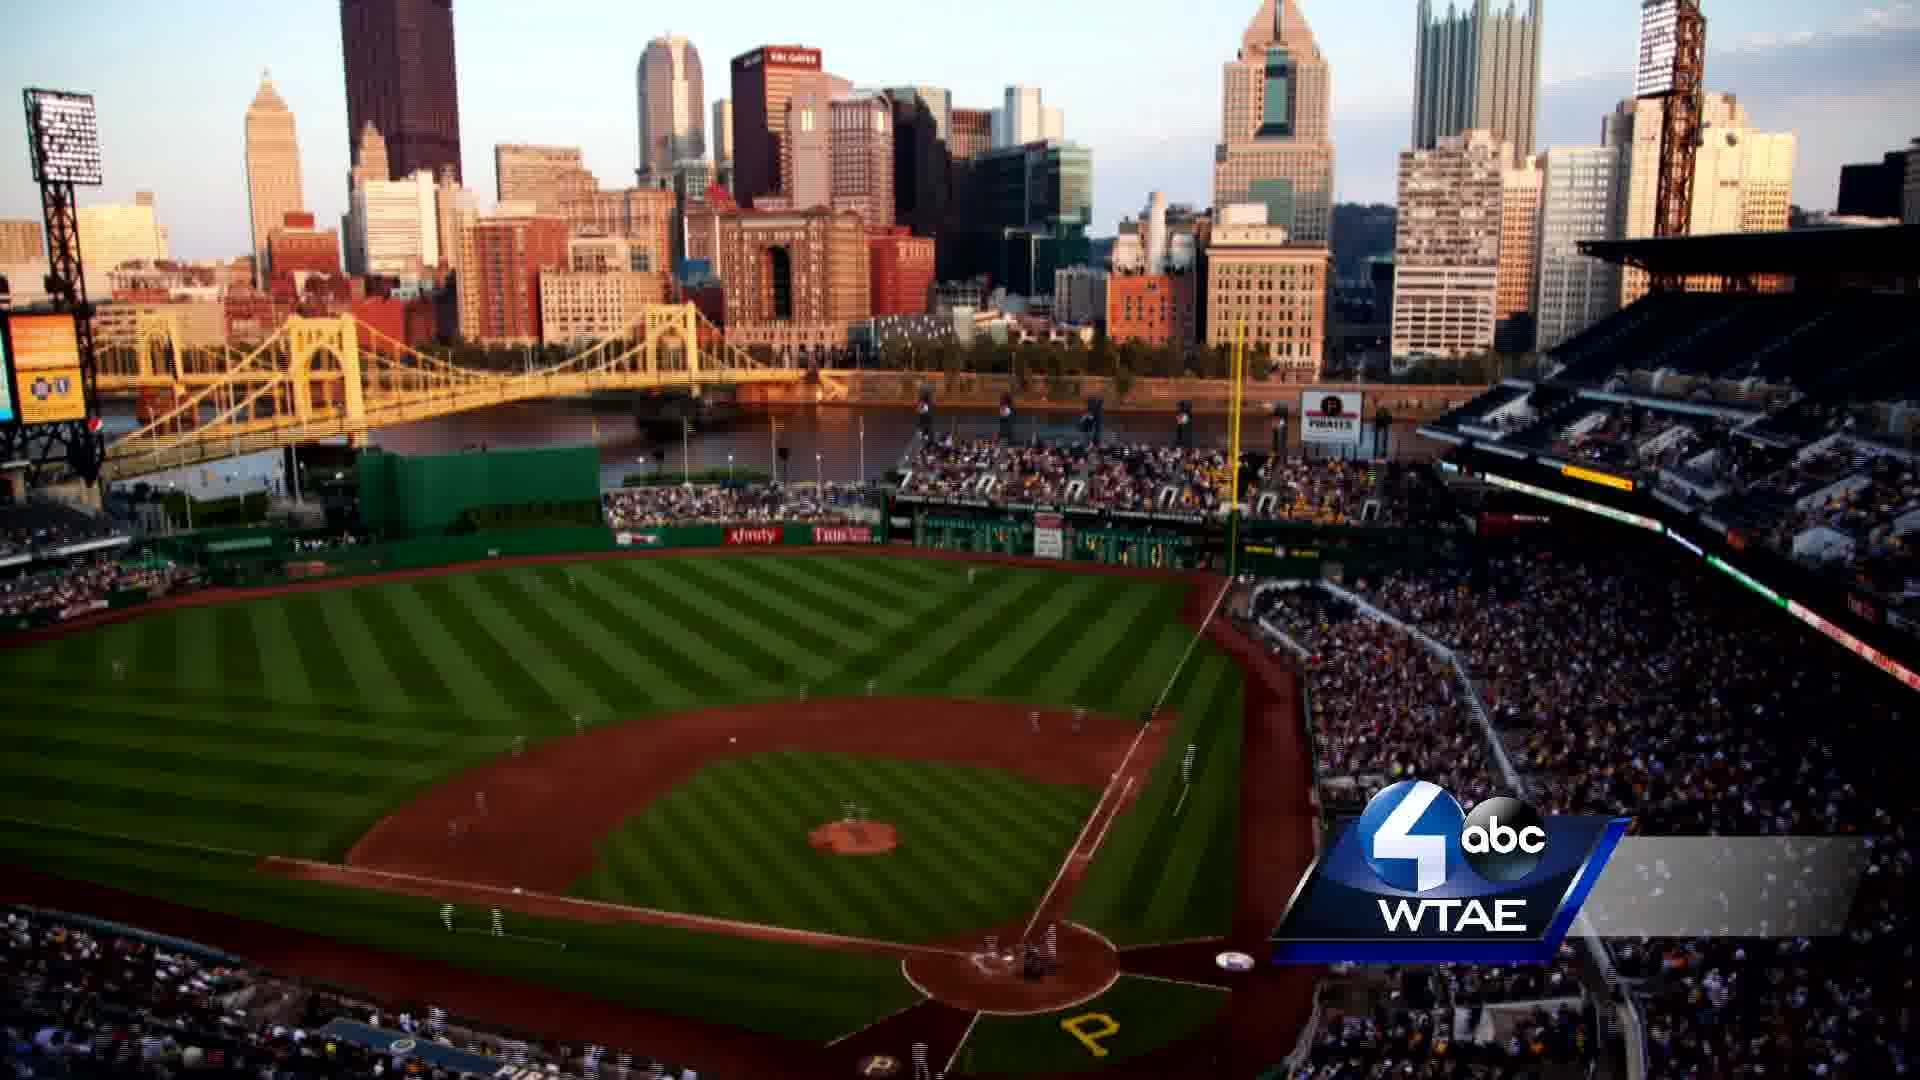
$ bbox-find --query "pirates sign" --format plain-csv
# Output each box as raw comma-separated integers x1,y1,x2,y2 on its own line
1301,389,1363,446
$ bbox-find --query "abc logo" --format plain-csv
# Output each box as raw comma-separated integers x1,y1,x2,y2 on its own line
1359,781,1547,893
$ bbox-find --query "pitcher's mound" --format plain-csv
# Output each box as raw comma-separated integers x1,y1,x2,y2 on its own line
809,820,898,855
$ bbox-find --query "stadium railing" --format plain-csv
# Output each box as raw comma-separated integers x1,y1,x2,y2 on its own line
1317,580,1647,1080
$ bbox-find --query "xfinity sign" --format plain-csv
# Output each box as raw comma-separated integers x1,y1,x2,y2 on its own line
1272,780,1627,964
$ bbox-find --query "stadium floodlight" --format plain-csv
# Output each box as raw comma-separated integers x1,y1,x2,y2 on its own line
24,89,103,187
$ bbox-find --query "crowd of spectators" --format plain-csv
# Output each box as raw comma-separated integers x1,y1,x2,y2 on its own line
1294,978,1595,1080
901,435,1436,525
1253,544,1915,1079
602,483,863,529
1,502,129,561
0,557,189,619
1,908,688,1080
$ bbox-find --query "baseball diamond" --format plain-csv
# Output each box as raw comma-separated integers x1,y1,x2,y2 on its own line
0,549,1318,1076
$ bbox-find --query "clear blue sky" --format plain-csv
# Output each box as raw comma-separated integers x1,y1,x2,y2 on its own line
1,0,1913,261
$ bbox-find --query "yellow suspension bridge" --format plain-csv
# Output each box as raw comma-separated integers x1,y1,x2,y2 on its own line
96,304,819,482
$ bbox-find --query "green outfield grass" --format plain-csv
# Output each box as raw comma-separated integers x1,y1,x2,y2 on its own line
955,976,1230,1073
0,554,1244,1045
575,751,1099,943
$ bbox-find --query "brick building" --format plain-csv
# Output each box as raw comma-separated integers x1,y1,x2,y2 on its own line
267,211,342,277
559,188,676,272
830,94,893,228
715,208,870,350
868,227,935,315
949,108,992,161
1106,272,1197,347
456,214,571,345
351,295,438,347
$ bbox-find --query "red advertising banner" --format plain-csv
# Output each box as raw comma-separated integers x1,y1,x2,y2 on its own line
814,526,874,544
725,527,782,546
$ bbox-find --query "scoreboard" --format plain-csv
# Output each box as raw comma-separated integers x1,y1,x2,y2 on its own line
6,312,88,424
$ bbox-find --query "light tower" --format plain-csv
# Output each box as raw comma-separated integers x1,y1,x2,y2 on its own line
1635,0,1707,289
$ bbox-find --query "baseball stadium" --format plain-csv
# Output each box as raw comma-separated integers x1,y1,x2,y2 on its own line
8,223,1920,1080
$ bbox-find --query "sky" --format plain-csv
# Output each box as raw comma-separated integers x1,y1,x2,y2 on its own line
0,0,1914,261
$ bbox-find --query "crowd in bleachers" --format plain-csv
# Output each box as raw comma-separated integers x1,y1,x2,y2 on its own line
0,501,129,561
1,908,690,1080
1253,545,1915,1080
900,435,1437,525
601,483,863,529
0,557,189,619
1293,972,1595,1080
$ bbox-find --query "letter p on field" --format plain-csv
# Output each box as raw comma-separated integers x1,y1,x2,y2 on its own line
1061,1012,1120,1058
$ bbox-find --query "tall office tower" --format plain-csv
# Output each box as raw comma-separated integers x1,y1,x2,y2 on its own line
887,87,953,235
830,94,894,228
77,196,170,297
1495,154,1542,352
731,45,825,209
1607,92,1792,303
1143,191,1169,273
493,145,599,215
1212,0,1336,243
997,86,1043,148
1390,129,1508,361
1412,0,1543,162
245,71,307,286
637,35,705,185
347,168,440,275
777,91,833,210
456,209,571,345
712,99,734,182
1533,147,1622,351
1041,105,1064,142
340,0,463,182
949,108,992,160
0,220,43,262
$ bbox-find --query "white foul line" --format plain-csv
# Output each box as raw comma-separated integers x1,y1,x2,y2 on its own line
1172,783,1192,818
943,1011,982,1077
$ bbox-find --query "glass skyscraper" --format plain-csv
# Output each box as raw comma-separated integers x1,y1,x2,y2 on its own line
1412,0,1543,164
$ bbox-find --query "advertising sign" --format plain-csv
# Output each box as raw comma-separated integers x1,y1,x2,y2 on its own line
1033,513,1065,560
814,525,875,544
614,531,663,548
1301,389,1363,446
9,313,87,424
724,526,782,546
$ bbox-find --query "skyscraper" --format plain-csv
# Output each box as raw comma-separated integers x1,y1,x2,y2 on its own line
830,94,894,228
493,145,598,216
886,87,953,235
1390,129,1508,361
730,45,826,209
1212,0,1336,243
637,35,705,185
1495,154,1542,352
712,99,734,178
245,71,306,286
1412,0,1543,162
996,86,1043,148
1534,147,1622,351
340,0,463,183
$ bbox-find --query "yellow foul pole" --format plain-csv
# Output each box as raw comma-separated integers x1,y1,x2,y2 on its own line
1227,320,1247,577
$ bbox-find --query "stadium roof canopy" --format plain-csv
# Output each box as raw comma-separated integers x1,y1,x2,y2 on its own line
1580,225,1920,275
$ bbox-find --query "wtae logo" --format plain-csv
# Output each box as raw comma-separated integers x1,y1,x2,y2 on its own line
1358,780,1546,934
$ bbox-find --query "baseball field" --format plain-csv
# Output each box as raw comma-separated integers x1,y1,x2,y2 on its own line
0,550,1313,1076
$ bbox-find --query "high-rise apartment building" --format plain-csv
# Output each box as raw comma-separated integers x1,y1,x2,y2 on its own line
1606,93,1792,304
494,145,598,216
949,108,992,161
713,208,871,351
348,169,440,276
340,0,463,182
1496,154,1542,352
830,94,895,228
1534,146,1622,351
456,210,570,345
1390,129,1507,360
1212,0,1336,243
637,35,705,185
1205,217,1328,382
0,220,43,262
730,45,826,209
244,72,307,286
1413,0,1542,162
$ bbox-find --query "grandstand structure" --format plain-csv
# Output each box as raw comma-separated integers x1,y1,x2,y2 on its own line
96,303,816,481
1421,224,1920,674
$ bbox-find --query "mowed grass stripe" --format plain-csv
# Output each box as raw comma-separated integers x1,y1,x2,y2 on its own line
248,596,317,703
1106,619,1193,713
130,611,177,684
943,577,1106,699
588,823,700,916
729,557,914,639
1,727,439,791
559,564,750,691
1069,593,1185,710
515,566,707,709
0,754,369,840
607,563,801,684
207,604,266,691
314,590,410,707
275,594,362,697
803,555,949,612
775,753,1014,935
833,576,994,684
345,586,461,716
24,688,474,752
450,574,611,720
172,607,222,690
4,746,382,818
667,560,845,676
641,778,799,924
890,572,1058,690
371,583,520,730
681,758,869,933
410,579,566,718
983,576,1128,703
465,571,644,717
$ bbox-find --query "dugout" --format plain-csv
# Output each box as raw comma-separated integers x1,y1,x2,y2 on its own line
357,446,601,538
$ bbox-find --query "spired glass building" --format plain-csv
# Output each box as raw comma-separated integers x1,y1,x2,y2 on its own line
1413,0,1543,164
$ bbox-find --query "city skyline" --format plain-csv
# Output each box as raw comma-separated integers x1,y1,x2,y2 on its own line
0,0,1912,260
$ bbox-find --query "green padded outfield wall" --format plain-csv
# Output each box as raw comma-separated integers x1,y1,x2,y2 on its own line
358,446,601,536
